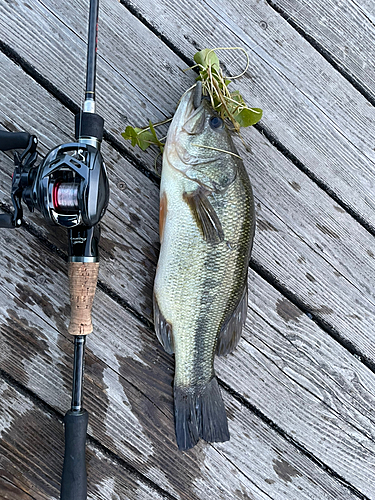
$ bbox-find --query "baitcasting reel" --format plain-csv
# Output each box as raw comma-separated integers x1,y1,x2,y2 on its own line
0,118,109,261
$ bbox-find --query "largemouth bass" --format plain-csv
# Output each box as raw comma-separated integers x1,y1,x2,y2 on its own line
153,85,255,450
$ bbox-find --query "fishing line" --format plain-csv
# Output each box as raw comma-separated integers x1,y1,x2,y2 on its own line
206,47,250,80
192,143,243,159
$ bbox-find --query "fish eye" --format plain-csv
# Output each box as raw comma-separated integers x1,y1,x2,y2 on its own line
209,116,224,129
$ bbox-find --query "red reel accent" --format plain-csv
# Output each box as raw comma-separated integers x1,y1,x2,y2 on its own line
52,181,79,212
52,181,62,209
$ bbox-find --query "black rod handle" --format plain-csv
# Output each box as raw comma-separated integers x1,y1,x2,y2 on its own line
60,409,88,500
0,131,30,151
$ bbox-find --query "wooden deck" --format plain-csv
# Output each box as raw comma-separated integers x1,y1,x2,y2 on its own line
0,0,374,498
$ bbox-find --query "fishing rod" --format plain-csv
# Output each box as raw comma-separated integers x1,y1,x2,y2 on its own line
0,0,108,498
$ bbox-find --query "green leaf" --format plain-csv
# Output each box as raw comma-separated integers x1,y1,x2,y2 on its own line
227,91,244,113
194,49,220,71
122,125,160,151
148,120,163,147
235,107,263,127
230,90,243,101
122,47,264,153
135,128,157,151
122,126,138,147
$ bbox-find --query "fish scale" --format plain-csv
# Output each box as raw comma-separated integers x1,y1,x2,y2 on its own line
153,86,255,450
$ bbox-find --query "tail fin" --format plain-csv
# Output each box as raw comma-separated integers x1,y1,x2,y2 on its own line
174,377,230,451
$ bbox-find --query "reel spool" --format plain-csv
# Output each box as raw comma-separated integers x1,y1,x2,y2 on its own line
33,142,109,228
52,182,79,214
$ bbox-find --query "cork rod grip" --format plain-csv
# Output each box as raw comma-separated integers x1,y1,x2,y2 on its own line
68,262,99,336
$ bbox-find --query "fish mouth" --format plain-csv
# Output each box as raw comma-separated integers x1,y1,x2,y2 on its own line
164,83,212,168
193,81,203,109
169,84,207,137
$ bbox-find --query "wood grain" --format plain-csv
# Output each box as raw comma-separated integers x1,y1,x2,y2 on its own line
0,473,37,500
0,380,170,500
220,281,375,497
270,0,375,100
0,263,363,500
1,1,375,498
117,0,375,228
0,0,192,165
1,0,375,230
0,44,375,493
246,268,375,435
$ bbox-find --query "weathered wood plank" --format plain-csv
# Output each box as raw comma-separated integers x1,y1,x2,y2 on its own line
1,4,375,498
2,0,374,368
0,474,36,500
246,269,375,436
0,380,171,500
0,0,191,164
0,299,362,500
269,0,375,99
0,209,373,498
220,276,375,498
356,0,375,23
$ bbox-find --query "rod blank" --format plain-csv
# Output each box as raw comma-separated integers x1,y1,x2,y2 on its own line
85,0,99,102
71,336,86,412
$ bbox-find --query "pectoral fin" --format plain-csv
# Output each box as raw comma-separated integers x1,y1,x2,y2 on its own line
159,191,168,243
216,281,248,356
153,293,174,354
183,188,224,243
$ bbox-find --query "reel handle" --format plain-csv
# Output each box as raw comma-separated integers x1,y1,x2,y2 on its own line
0,214,15,228
0,131,31,151
68,262,99,336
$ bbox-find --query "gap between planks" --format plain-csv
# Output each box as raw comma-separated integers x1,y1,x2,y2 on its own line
0,197,372,499
0,248,370,498
264,0,375,105
2,35,375,476
114,0,375,229
0,40,160,186
0,35,375,408
0,5,374,498
2,3,374,240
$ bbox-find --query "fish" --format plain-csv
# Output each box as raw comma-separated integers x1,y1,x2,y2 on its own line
153,84,255,450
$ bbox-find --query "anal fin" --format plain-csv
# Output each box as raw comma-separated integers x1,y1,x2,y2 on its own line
183,187,224,244
153,293,174,354
216,282,248,356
